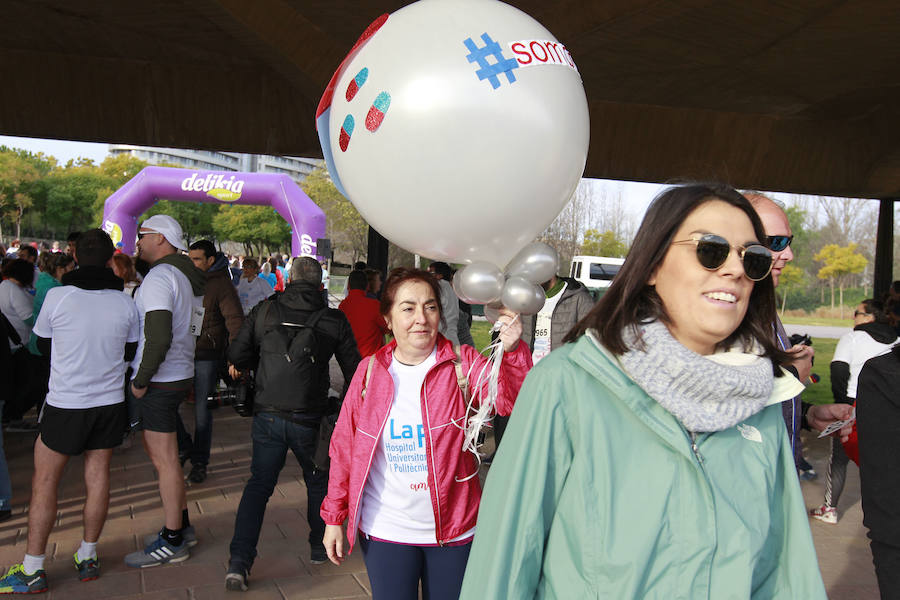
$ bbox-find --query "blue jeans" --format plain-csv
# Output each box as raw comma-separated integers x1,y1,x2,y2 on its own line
175,360,219,467
228,412,327,570
0,400,11,510
359,535,471,600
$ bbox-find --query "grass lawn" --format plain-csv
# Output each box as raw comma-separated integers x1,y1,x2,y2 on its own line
781,315,854,327
469,320,837,404
471,320,493,350
803,337,837,405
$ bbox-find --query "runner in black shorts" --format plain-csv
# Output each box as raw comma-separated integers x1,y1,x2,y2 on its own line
0,229,140,594
40,404,127,456
129,384,190,434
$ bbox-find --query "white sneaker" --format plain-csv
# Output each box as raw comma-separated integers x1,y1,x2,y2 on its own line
809,504,838,524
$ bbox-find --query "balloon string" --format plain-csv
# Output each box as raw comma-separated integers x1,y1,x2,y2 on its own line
455,313,519,482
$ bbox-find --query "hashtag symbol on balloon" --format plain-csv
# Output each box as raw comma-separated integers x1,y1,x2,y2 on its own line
464,33,519,90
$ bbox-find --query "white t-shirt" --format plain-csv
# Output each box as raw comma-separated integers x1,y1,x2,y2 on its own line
359,348,438,544
0,279,33,349
532,281,566,364
831,329,897,399
132,263,201,382
236,276,274,315
33,286,140,409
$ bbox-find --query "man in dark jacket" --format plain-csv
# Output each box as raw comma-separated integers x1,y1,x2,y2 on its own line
224,257,360,592
856,346,900,600
489,273,593,462
176,240,244,484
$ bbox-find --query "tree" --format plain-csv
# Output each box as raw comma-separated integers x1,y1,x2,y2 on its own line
44,165,116,237
301,167,368,263
776,263,806,316
581,228,627,257
141,200,220,244
0,148,55,241
212,204,290,256
815,243,867,317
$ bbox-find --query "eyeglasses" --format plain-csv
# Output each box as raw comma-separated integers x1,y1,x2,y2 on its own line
670,234,773,281
854,310,870,318
764,235,793,252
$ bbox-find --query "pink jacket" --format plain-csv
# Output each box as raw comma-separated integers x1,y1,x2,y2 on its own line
320,335,531,552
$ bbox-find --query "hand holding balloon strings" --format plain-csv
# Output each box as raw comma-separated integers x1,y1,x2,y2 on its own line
455,310,520,481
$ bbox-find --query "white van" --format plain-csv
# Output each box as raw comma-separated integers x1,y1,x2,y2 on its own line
570,255,625,294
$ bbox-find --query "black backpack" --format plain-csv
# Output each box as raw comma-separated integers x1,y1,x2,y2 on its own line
253,297,328,413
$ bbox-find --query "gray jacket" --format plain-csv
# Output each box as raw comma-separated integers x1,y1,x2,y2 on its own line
521,277,594,352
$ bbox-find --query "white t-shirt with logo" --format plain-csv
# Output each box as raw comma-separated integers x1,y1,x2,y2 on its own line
33,286,140,409
532,281,566,364
132,263,201,383
359,348,438,543
236,276,274,315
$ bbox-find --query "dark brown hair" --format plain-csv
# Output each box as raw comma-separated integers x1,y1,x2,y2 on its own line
379,268,443,323
564,183,789,368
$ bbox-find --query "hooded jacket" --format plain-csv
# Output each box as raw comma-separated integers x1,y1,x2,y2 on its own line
460,332,826,600
227,281,361,414
320,335,531,553
195,252,244,361
830,321,898,403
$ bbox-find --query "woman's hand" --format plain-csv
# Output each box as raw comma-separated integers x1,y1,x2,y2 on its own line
496,308,523,352
323,524,345,565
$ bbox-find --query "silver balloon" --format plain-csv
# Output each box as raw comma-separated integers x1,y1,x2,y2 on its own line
501,276,546,315
504,242,559,285
456,261,505,305
451,271,478,305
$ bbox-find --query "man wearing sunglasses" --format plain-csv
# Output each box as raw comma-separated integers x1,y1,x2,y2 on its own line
124,214,206,568
747,194,854,465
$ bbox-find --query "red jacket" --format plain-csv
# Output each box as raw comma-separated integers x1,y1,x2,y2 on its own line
338,289,387,358
321,335,531,552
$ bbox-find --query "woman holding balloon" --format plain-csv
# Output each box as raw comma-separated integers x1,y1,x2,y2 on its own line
460,184,827,599
321,267,530,600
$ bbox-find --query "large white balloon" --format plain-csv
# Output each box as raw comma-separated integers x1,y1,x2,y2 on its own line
318,0,589,266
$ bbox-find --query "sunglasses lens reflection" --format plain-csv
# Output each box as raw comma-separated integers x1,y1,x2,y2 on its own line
693,235,772,281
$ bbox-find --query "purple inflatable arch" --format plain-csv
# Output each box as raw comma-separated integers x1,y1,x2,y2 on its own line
102,166,326,257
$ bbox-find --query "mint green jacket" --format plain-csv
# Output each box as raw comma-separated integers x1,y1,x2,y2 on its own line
461,333,826,600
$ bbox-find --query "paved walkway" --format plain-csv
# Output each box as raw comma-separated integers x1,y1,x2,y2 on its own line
0,402,881,599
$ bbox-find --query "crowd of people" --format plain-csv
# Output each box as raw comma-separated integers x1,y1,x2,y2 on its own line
0,183,896,599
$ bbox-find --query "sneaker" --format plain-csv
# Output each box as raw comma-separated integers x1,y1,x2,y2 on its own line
0,563,48,594
310,545,327,565
798,468,818,481
809,504,838,524
188,464,207,484
125,535,190,568
224,566,248,592
73,552,100,581
142,525,198,548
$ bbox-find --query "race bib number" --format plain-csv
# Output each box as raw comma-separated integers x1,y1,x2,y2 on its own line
190,305,205,336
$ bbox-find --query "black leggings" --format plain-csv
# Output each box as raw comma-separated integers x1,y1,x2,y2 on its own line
358,534,471,600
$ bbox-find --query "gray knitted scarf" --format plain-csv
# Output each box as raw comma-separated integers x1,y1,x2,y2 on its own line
619,320,773,432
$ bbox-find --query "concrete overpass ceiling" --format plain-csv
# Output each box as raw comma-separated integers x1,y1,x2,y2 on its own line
1,0,898,198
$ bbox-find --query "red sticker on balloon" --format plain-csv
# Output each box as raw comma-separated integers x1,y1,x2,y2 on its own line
366,92,391,132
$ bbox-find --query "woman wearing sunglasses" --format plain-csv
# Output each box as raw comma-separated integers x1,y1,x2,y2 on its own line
460,184,826,599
